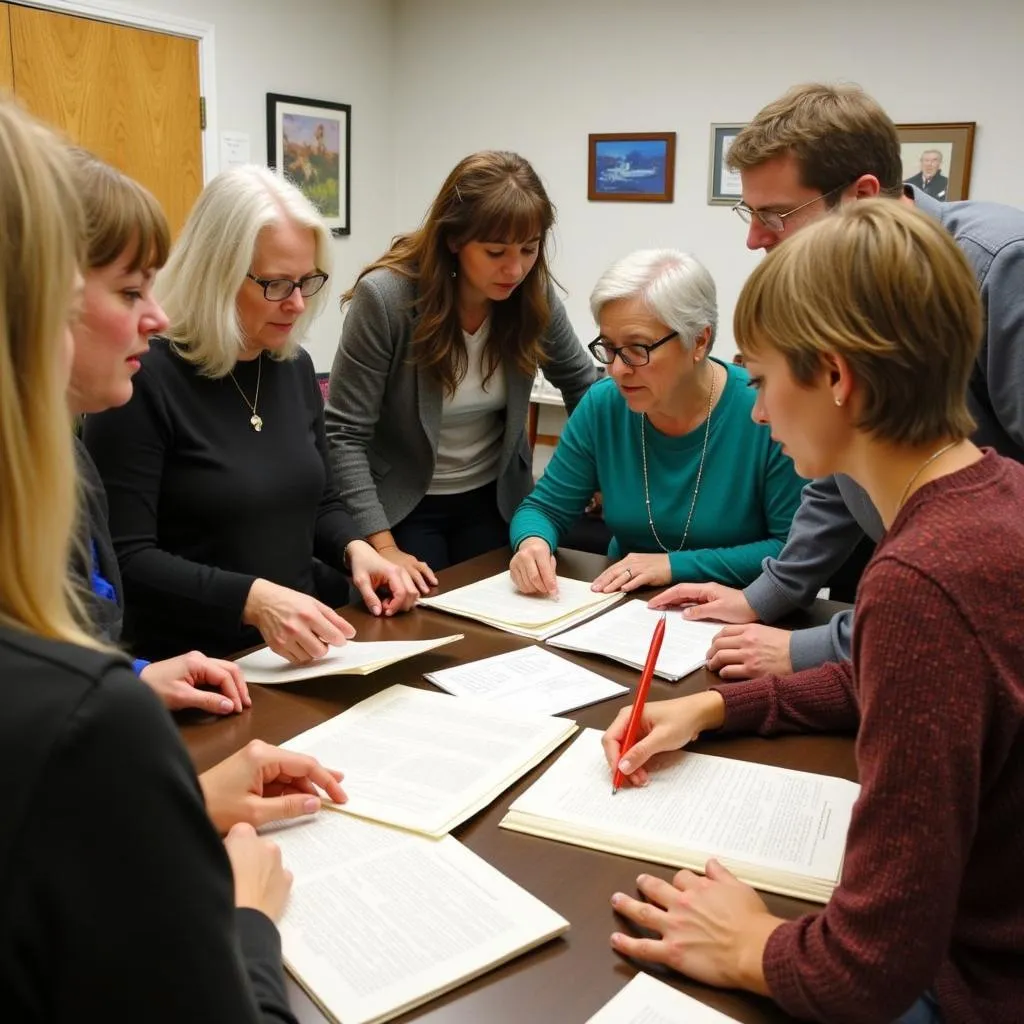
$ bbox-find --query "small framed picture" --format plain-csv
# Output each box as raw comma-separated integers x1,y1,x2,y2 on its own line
267,92,351,235
587,132,676,202
897,122,976,202
708,123,746,205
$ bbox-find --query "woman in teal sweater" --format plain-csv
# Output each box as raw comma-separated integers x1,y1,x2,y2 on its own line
509,250,804,595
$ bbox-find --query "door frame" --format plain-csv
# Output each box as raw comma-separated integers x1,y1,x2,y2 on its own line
13,0,218,180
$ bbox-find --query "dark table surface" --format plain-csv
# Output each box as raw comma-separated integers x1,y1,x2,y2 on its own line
181,548,856,1024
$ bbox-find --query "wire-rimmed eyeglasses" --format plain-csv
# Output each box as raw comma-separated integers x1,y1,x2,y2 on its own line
588,330,679,367
731,182,851,233
246,271,329,302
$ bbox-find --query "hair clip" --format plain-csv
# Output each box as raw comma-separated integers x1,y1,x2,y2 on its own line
454,184,463,203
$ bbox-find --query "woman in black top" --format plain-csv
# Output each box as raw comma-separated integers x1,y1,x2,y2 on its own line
68,146,253,715
83,167,416,662
0,99,345,1024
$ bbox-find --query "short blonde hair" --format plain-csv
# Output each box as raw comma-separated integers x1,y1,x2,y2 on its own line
0,100,97,647
728,83,904,200
157,165,333,378
589,249,718,352
67,147,170,272
735,199,979,446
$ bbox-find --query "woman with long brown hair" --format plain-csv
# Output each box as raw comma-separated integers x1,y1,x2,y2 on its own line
326,150,596,587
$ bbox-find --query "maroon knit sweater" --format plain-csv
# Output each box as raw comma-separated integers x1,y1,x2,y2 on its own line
716,451,1024,1023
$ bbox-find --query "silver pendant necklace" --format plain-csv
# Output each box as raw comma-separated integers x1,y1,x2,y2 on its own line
227,352,263,432
640,362,717,553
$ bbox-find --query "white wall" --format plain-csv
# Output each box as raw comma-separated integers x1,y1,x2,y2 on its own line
392,0,1024,361
107,0,399,368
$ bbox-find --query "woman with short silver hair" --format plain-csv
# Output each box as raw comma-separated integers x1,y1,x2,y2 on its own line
509,248,804,595
84,166,416,664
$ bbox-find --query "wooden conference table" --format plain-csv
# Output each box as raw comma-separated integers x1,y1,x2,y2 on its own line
181,548,857,1024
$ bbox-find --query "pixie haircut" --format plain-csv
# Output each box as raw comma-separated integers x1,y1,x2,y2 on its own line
727,83,904,202
157,165,333,378
589,249,718,351
67,148,170,272
734,200,980,446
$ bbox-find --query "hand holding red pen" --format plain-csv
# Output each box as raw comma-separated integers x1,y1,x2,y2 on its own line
602,618,726,790
610,613,666,793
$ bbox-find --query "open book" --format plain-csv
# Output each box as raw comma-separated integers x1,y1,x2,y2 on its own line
424,646,628,716
586,973,740,1023
418,570,624,640
501,729,859,903
270,811,568,1024
548,601,722,681
234,635,463,684
283,684,577,837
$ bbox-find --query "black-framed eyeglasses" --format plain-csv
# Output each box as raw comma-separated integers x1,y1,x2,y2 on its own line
246,271,329,302
731,182,851,233
588,330,678,367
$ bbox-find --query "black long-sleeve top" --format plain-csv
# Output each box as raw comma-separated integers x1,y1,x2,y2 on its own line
0,625,297,1022
82,339,360,659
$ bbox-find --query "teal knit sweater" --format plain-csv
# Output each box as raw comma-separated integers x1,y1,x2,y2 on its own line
509,361,805,585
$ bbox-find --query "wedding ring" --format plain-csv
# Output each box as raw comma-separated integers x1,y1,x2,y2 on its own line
623,567,632,580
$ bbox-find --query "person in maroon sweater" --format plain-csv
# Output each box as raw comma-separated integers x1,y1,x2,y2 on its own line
602,200,1024,1024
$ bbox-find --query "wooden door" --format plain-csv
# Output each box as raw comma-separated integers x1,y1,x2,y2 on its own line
0,5,13,92
10,4,202,236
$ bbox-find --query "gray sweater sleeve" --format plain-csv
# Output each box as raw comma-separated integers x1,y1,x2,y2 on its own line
325,276,398,538
978,238,1024,452
743,474,867,621
538,291,596,412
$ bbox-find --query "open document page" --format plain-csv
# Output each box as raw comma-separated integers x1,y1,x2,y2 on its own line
269,812,568,1024
586,973,740,1023
235,635,464,684
425,646,628,716
548,601,723,681
418,570,624,640
284,684,577,837
501,728,859,903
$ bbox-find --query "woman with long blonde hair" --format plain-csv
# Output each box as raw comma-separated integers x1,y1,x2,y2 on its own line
0,101,346,1022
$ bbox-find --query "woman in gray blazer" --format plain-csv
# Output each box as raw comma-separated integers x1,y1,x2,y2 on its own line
326,151,596,589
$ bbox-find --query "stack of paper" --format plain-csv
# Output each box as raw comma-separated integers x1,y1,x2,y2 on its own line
418,570,624,640
548,600,722,681
283,683,578,837
586,973,740,1023
425,646,628,716
501,728,859,903
234,635,463,684
270,811,568,1024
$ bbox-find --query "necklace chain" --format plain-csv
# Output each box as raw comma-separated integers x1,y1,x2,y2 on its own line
895,440,958,515
640,362,717,553
228,353,263,432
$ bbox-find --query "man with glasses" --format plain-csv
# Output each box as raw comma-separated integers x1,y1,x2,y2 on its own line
654,82,1024,680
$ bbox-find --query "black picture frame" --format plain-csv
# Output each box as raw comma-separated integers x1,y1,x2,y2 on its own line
267,92,351,236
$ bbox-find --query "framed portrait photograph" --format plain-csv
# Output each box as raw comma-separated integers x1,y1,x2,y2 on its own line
897,122,976,203
267,93,351,235
588,132,676,202
708,123,746,205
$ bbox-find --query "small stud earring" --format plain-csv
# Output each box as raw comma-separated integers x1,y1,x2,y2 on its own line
450,268,457,279
834,397,842,407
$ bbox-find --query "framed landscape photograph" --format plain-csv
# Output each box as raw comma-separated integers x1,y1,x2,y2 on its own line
267,93,351,235
588,132,676,202
897,122,975,202
708,123,746,205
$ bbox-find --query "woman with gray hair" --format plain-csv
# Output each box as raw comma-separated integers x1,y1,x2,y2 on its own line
509,249,803,595
84,166,416,664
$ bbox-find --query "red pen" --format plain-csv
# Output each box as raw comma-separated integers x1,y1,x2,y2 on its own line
612,612,667,794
